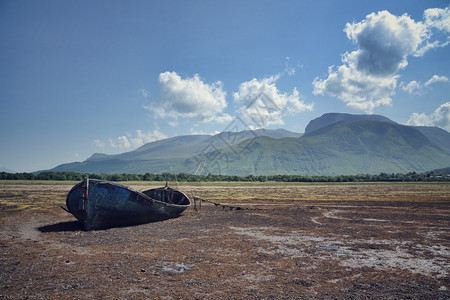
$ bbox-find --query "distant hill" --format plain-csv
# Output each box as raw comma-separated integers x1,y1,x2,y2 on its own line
50,129,302,174
86,135,212,162
189,120,450,176
48,114,450,176
0,167,16,173
84,129,302,163
427,167,450,175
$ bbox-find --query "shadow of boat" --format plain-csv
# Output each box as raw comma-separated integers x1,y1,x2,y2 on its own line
38,215,182,232
38,221,84,232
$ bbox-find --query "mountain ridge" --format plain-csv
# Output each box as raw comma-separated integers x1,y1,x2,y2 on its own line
304,113,396,135
194,120,449,176
86,129,302,162
48,113,450,175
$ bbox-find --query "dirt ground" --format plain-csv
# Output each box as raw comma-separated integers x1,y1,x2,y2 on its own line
0,181,449,299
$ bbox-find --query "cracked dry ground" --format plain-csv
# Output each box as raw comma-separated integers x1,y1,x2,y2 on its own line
0,182,449,299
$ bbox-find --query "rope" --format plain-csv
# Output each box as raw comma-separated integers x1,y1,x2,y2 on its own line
193,196,258,211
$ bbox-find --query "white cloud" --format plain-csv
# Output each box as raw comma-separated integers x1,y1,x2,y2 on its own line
168,120,178,127
233,75,313,127
400,80,423,95
284,57,296,76
401,75,449,95
424,7,450,32
283,57,303,76
406,102,450,131
313,8,449,113
345,11,426,76
425,75,449,87
109,129,167,149
137,88,151,98
92,139,105,148
414,39,450,56
110,136,131,149
145,71,230,124
313,61,397,112
214,113,234,124
189,128,220,135
414,7,450,56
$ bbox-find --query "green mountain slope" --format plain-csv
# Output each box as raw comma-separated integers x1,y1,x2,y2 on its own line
304,113,450,153
51,158,186,174
85,129,302,162
413,126,450,153
189,120,450,176
50,129,301,174
86,135,212,162
48,114,450,175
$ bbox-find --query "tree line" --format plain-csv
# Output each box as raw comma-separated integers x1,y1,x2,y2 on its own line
1,170,448,182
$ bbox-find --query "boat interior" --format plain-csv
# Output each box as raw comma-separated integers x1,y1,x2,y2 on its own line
142,187,190,206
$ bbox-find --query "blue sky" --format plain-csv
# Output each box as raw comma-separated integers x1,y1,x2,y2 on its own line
1,0,449,172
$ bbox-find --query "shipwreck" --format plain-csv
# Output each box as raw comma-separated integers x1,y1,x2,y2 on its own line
65,179,191,230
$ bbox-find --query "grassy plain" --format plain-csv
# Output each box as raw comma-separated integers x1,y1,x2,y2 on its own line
0,181,449,299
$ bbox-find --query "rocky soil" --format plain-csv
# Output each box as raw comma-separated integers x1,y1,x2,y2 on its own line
0,182,449,299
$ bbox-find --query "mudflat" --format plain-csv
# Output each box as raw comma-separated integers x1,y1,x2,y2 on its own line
0,182,449,299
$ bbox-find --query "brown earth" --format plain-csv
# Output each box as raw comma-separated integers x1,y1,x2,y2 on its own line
0,182,449,299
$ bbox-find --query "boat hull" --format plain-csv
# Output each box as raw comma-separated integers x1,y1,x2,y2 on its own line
66,179,190,230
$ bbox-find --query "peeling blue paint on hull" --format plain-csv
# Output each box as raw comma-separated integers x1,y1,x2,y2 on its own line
66,179,190,230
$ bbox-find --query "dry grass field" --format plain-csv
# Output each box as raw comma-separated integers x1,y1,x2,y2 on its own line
0,181,449,299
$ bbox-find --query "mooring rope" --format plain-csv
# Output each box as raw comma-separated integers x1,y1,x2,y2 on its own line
192,196,258,211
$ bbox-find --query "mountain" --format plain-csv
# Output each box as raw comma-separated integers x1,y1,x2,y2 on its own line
0,167,16,173
191,120,450,176
48,114,450,176
413,126,450,153
50,129,302,174
86,135,212,162
304,113,450,152
85,129,302,163
304,113,396,135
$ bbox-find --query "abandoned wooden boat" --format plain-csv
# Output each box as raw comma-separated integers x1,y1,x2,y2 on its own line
65,179,190,230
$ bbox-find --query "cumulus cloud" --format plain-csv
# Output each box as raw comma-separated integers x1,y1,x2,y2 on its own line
233,75,313,127
110,136,131,149
109,129,167,149
406,102,450,131
92,139,105,148
414,7,450,56
345,11,426,76
313,61,397,112
424,7,450,32
400,80,423,95
401,75,449,95
145,71,231,124
313,8,449,112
